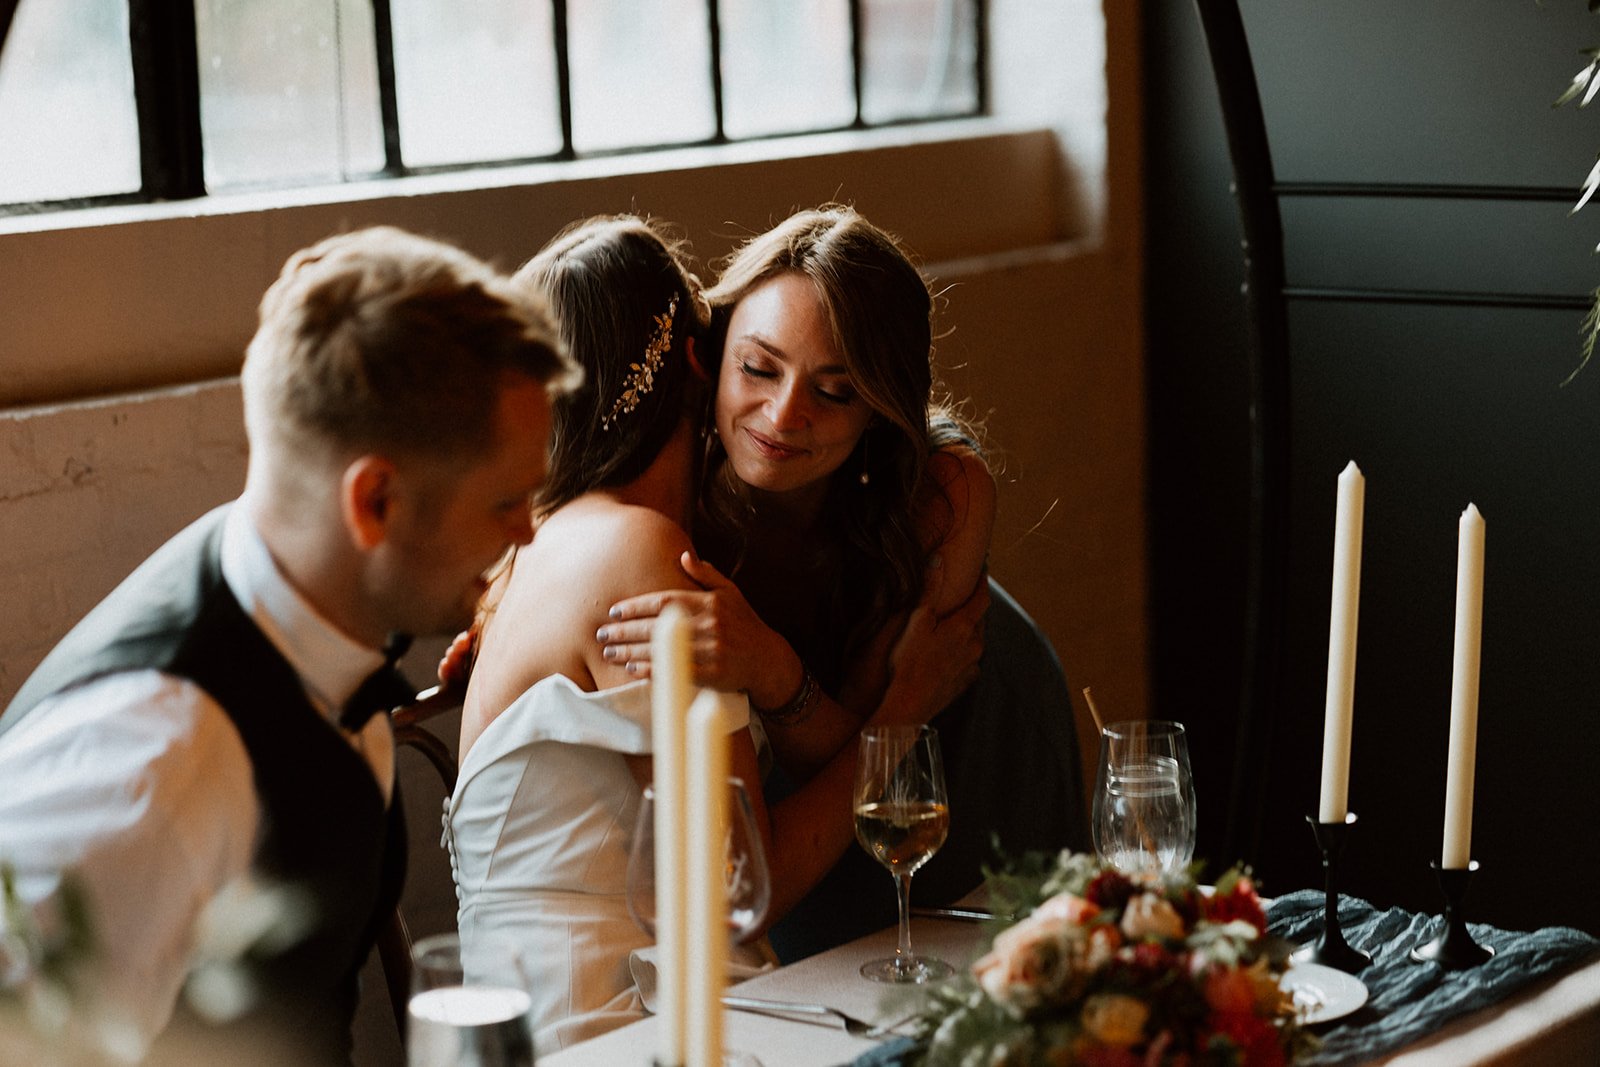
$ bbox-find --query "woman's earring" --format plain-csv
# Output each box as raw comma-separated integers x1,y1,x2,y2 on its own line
858,435,871,486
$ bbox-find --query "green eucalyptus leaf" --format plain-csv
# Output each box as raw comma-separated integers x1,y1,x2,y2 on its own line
1562,287,1600,387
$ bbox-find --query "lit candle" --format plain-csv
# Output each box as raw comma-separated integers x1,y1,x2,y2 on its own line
650,605,692,1066
684,691,729,1067
1442,504,1485,869
1319,461,1365,823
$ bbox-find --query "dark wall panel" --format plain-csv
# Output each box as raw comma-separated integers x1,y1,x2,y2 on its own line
1245,0,1596,187
1264,301,1600,930
1146,2,1600,933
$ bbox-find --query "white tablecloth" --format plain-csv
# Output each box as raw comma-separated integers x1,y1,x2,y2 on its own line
542,917,1600,1067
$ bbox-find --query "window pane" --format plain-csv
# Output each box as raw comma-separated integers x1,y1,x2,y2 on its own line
196,0,384,190
720,0,854,138
861,0,978,124
391,0,561,167
0,0,139,204
568,0,715,152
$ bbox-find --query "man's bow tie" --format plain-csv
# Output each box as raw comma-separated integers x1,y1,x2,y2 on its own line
340,633,417,732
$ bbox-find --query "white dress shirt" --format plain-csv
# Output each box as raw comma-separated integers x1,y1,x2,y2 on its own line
0,507,396,1050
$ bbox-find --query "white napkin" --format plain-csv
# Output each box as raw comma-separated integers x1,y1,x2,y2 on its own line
628,943,777,1014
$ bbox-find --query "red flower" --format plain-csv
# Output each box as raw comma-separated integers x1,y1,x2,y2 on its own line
1086,869,1137,912
1202,877,1268,937
1201,966,1257,1015
1072,1043,1143,1067
1207,1010,1286,1067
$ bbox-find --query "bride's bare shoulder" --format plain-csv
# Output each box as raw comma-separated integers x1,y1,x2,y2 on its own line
531,499,695,592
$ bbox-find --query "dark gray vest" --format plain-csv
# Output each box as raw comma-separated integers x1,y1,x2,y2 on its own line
3,505,407,1064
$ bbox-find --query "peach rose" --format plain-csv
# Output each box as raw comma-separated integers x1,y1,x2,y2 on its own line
971,900,1092,1015
1031,891,1101,926
1119,892,1185,942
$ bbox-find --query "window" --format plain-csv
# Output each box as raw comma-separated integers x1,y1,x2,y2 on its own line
0,0,141,203
0,0,985,213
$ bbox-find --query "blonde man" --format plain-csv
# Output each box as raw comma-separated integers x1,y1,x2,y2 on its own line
0,227,578,1063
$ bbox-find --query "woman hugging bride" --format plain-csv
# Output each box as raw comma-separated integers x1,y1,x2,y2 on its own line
446,213,987,1054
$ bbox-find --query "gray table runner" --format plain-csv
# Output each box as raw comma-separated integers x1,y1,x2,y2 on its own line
848,890,1598,1066
1265,890,1597,1065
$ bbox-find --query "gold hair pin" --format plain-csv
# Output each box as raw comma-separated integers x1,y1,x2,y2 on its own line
601,294,678,431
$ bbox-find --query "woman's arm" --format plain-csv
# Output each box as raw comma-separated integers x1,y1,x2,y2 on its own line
600,552,987,778
917,444,997,617
827,444,997,717
599,443,996,776
733,580,988,930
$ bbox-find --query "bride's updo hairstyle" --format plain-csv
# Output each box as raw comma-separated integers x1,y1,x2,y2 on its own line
514,216,708,517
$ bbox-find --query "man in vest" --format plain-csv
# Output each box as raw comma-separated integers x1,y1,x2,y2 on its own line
0,226,578,1062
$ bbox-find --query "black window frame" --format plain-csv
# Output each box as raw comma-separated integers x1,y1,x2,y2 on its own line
0,0,988,217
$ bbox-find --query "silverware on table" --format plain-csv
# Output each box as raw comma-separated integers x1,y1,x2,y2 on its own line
909,905,1000,923
721,994,906,1039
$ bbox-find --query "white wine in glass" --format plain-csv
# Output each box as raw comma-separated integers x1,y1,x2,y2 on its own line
854,798,949,876
853,724,953,983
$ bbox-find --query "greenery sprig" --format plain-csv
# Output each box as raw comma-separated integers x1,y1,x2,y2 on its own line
1554,8,1600,384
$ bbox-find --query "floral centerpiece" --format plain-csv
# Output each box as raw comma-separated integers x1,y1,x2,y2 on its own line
901,850,1313,1066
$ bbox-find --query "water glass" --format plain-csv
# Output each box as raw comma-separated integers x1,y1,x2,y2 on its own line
407,932,535,1067
1092,720,1196,878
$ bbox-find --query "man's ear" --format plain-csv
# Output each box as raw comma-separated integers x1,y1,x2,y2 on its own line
342,455,396,550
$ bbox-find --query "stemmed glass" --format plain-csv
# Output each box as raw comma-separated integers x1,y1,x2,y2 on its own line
626,778,769,1067
1091,720,1197,878
853,724,953,983
407,932,536,1067
626,777,772,945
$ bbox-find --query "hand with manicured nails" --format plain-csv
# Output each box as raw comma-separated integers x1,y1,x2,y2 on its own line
597,551,803,710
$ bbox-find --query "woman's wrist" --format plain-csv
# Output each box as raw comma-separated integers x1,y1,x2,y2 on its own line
750,664,822,728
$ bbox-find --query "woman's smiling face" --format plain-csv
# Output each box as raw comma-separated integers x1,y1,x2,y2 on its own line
715,272,874,499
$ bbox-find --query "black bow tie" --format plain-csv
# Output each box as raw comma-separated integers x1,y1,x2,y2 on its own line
339,633,416,732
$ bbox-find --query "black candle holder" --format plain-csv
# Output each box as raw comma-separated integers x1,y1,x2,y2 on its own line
1409,860,1495,970
1293,813,1372,973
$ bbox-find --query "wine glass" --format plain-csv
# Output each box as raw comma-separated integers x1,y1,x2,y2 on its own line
626,777,772,945
407,932,535,1067
1091,720,1197,878
626,778,769,1067
853,724,953,983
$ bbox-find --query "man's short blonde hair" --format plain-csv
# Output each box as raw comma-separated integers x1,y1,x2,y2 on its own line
243,226,579,465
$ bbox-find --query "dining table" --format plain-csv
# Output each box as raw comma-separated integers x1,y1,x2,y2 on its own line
541,909,1600,1067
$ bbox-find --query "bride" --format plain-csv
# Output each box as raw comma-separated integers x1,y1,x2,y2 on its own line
444,216,985,1053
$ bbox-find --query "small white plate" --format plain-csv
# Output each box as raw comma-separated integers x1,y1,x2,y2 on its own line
1279,962,1369,1024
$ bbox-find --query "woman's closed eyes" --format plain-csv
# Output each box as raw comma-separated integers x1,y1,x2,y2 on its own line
737,359,857,406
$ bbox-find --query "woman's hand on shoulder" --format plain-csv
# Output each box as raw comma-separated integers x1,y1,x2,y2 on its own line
579,507,702,689
918,444,996,618
598,550,801,705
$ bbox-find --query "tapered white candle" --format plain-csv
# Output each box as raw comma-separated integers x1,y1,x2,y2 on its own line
1442,504,1486,869
684,691,729,1067
1319,461,1365,823
650,605,692,1067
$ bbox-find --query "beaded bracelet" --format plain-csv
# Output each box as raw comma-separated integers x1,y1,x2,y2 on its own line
751,666,821,727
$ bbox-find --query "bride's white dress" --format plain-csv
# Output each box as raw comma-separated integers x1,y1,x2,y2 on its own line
445,673,750,1054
